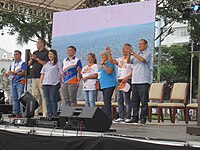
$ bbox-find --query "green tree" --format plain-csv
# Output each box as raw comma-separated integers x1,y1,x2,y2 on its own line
0,11,52,47
154,45,190,83
157,0,200,47
154,44,198,96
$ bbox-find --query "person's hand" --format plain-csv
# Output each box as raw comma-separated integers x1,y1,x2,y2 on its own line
100,60,105,65
77,66,82,73
129,47,134,55
40,83,43,89
105,46,111,53
10,71,15,75
29,53,37,60
82,77,88,82
4,73,8,78
121,77,128,84
32,54,37,60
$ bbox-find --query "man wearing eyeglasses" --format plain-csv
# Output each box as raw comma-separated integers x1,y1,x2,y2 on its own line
126,39,152,124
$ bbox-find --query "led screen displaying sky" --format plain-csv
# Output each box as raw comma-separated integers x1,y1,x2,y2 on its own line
52,0,156,99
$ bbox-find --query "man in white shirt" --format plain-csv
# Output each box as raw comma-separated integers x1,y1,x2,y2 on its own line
127,39,152,124
106,44,133,122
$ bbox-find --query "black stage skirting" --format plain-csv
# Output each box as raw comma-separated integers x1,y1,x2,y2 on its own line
0,130,198,150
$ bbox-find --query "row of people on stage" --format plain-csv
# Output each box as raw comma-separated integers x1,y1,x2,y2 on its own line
5,38,152,125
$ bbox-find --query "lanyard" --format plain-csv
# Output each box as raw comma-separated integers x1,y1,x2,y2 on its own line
14,60,21,71
119,58,127,68
85,64,93,73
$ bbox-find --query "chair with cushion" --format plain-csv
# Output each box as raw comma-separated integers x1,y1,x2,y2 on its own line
157,83,189,123
77,100,85,107
148,83,166,122
185,103,198,124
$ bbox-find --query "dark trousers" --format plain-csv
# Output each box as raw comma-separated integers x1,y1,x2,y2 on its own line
131,84,149,121
102,87,115,119
43,83,60,118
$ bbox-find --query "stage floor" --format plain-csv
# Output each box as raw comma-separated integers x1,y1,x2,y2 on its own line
1,115,200,147
110,121,200,142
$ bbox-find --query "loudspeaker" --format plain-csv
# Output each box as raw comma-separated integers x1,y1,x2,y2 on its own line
59,106,112,132
19,91,39,118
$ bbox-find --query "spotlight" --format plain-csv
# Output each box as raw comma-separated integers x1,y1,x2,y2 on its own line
192,3,200,13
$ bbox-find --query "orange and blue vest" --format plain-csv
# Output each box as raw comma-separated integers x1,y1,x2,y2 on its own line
9,59,27,84
62,56,82,84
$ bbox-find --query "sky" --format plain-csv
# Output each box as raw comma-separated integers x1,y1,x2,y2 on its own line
0,32,36,61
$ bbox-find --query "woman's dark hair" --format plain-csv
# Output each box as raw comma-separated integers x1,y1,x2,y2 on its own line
88,53,97,64
68,46,76,52
124,43,132,48
49,49,58,65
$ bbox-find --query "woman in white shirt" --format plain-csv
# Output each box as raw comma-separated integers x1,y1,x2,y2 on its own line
40,49,62,118
81,53,98,107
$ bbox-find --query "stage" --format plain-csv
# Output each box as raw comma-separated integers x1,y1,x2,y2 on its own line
0,116,200,149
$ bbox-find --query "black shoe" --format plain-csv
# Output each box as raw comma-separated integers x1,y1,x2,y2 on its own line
125,119,138,123
8,114,16,118
140,119,146,124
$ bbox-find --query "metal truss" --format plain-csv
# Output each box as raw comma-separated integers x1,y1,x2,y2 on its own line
0,0,55,20
0,0,106,20
77,0,106,9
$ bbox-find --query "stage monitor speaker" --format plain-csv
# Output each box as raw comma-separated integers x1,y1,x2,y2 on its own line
59,106,112,132
19,91,39,118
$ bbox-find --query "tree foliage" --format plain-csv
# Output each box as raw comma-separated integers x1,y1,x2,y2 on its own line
157,0,200,47
154,45,190,81
154,44,198,96
0,11,52,47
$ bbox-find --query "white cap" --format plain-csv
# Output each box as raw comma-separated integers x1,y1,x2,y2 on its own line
118,82,130,92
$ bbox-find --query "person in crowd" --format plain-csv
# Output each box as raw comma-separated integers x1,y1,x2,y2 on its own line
40,49,62,118
127,39,152,124
81,53,98,107
99,50,116,119
106,44,133,123
5,50,27,118
28,38,49,117
61,46,82,106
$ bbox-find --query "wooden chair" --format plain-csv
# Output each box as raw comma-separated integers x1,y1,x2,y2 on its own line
112,101,118,119
77,100,85,107
148,83,166,122
157,83,189,123
77,100,105,108
185,103,198,124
